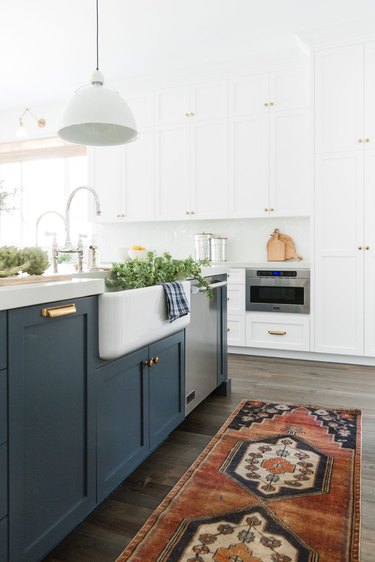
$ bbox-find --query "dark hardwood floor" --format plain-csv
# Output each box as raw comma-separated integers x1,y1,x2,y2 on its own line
44,354,375,562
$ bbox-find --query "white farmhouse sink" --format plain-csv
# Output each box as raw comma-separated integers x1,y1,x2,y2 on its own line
98,280,191,360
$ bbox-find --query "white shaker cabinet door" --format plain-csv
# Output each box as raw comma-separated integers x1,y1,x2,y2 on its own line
315,152,364,355
191,82,228,121
88,146,125,222
123,130,155,221
364,149,375,356
315,45,364,154
155,87,189,125
155,125,190,219
229,73,269,117
269,68,310,111
190,120,229,219
364,42,375,147
269,109,311,217
230,116,269,217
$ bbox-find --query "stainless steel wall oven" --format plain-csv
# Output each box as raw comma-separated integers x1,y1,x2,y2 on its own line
246,268,310,314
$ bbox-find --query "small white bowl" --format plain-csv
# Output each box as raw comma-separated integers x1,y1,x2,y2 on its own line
128,249,147,260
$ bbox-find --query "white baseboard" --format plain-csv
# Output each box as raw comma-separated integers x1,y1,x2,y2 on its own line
228,346,375,366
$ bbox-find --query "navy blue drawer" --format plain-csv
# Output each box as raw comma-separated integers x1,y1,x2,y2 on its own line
0,370,6,445
0,516,8,561
0,443,7,520
0,312,6,371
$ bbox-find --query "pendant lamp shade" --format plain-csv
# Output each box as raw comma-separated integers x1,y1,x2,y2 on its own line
58,71,138,146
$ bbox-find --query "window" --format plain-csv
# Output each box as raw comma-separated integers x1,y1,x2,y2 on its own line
0,137,89,251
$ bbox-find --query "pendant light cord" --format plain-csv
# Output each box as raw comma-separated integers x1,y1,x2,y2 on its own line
96,0,99,70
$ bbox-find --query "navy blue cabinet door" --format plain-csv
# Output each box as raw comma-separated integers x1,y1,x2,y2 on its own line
8,297,97,562
149,331,185,451
0,311,6,371
96,347,149,502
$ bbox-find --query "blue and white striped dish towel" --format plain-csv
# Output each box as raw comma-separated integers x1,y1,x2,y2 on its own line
162,281,190,323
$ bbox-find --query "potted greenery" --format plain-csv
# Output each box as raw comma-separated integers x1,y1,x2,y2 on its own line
105,251,212,295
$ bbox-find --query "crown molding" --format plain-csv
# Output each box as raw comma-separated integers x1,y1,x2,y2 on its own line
297,17,375,52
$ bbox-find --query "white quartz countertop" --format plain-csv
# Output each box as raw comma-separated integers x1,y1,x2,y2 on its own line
210,261,311,269
0,278,105,311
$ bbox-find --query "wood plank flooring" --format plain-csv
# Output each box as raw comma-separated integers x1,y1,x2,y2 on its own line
44,354,375,562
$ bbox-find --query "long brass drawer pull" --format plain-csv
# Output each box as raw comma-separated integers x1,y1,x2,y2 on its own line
41,304,77,318
268,330,287,336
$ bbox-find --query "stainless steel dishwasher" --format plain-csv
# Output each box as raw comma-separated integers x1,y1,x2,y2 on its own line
185,274,228,415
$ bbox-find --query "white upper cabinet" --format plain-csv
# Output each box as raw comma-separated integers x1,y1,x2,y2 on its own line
229,67,311,218
230,73,269,116
123,130,155,221
126,94,154,130
156,81,227,125
364,42,375,146
269,109,311,216
191,120,229,218
156,125,190,219
191,82,228,121
269,68,310,111
315,45,364,153
88,146,125,223
230,116,269,217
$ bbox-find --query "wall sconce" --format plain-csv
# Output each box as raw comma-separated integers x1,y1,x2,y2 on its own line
16,108,46,138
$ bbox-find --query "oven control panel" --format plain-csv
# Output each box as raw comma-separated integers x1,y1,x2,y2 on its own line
257,270,297,277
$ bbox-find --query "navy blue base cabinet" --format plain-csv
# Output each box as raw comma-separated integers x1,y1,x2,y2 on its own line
97,330,185,502
8,297,97,562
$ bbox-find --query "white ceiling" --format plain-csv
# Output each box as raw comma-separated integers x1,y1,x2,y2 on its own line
1,0,375,112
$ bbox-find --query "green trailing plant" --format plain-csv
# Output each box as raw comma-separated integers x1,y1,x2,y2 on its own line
0,246,49,277
106,251,212,296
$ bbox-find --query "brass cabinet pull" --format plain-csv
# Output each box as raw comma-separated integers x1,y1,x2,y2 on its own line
269,102,274,107
268,330,287,336
144,358,154,368
185,112,190,117
41,304,77,318
269,208,274,212
227,328,230,332
358,246,363,250
358,139,363,143
366,245,370,250
264,102,269,107
264,207,269,212
365,138,370,143
153,356,160,364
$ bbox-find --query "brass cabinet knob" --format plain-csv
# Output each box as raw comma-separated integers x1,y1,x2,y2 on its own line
185,112,190,117
269,102,274,107
366,245,370,250
227,328,230,332
153,356,160,364
186,211,190,215
144,358,154,368
269,208,274,212
358,139,363,143
190,210,195,214
264,102,269,107
365,138,370,143
264,207,269,212
358,246,363,250
190,112,195,116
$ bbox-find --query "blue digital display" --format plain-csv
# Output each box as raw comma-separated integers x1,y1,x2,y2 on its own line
272,271,281,276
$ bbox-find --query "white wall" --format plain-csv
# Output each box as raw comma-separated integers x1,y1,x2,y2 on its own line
94,216,310,264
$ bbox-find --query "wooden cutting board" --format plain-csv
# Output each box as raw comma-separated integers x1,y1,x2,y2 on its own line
0,274,73,286
267,230,286,261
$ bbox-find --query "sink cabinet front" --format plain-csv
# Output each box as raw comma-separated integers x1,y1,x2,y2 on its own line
97,330,185,501
8,297,97,562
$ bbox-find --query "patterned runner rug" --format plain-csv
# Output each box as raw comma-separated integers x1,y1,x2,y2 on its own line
116,400,361,562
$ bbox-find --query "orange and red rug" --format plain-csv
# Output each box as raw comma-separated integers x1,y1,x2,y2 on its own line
116,400,361,562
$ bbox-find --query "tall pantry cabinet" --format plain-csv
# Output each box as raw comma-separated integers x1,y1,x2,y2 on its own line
314,42,375,356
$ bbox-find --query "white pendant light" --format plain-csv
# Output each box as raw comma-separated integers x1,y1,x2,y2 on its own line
58,0,138,146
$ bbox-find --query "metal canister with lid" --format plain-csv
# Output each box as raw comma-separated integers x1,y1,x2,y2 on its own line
194,232,212,260
210,236,227,262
